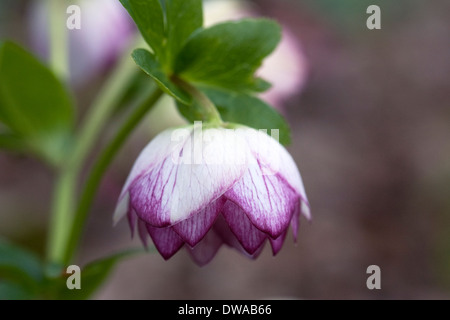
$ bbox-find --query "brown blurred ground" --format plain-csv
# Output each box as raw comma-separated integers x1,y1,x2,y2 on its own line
1,0,450,299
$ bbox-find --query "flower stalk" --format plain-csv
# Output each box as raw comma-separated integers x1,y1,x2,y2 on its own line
172,77,223,125
46,36,156,266
48,0,68,79
63,86,163,264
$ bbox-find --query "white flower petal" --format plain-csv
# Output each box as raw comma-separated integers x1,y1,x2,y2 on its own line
128,126,248,226
225,160,299,238
173,198,224,247
113,192,130,225
187,230,224,266
118,129,177,200
224,128,309,237
222,201,268,254
238,128,309,207
146,225,184,260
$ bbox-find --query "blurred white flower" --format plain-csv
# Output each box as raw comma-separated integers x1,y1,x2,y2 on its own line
29,0,306,105
28,0,135,83
204,0,308,109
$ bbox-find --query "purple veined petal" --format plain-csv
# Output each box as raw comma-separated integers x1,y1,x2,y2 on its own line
129,157,179,227
187,229,224,267
173,198,225,247
290,201,300,242
225,154,300,238
146,225,184,260
118,129,178,199
213,214,243,249
129,126,248,227
127,200,137,237
214,214,266,258
222,201,268,255
269,231,287,255
237,128,310,216
248,242,266,259
114,129,178,223
137,219,149,248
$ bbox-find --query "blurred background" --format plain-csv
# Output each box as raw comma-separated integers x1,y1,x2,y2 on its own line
1,0,450,299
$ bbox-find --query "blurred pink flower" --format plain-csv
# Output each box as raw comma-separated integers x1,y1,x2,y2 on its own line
29,0,307,103
204,0,308,109
114,125,310,265
258,29,308,108
28,0,135,83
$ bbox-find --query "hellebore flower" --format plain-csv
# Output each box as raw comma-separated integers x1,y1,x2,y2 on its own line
114,123,310,266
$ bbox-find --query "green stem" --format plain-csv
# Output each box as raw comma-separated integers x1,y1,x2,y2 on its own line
72,41,141,170
0,133,25,152
172,78,223,124
46,39,142,266
49,0,68,79
46,0,70,266
63,87,164,264
47,170,75,266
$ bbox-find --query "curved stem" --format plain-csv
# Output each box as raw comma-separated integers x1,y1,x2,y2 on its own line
0,133,25,152
46,0,71,266
172,78,223,125
47,170,75,267
49,0,68,79
47,39,141,266
63,87,164,264
72,42,141,172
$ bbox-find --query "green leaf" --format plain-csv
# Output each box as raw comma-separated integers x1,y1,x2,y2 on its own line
0,240,44,297
132,48,190,104
175,19,281,92
120,0,166,63
177,87,291,145
176,99,207,123
112,70,155,115
165,0,203,68
58,250,143,300
253,78,273,93
0,132,25,152
0,41,74,165
0,280,35,300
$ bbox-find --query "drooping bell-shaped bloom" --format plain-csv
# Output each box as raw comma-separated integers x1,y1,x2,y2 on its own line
114,123,310,266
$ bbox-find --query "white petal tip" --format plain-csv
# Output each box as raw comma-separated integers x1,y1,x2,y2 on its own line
301,200,312,221
113,193,129,226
